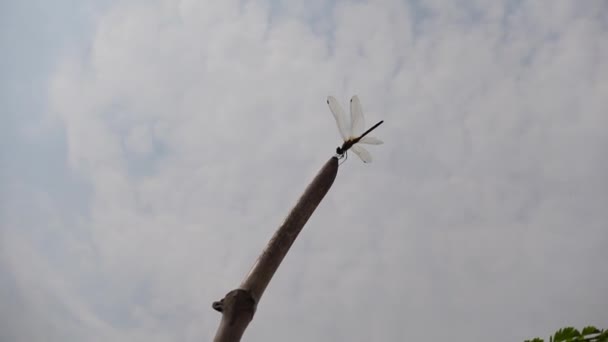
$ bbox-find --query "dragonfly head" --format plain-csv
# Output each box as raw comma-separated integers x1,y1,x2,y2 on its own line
336,146,344,155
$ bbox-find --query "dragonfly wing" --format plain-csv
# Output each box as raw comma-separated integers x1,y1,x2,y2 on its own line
327,96,350,140
350,95,365,137
351,144,372,163
359,136,383,145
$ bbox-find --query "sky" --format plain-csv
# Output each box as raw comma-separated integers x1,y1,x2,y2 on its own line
1,0,607,341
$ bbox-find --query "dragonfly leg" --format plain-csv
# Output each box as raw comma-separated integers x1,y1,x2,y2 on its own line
338,151,348,165
336,152,347,165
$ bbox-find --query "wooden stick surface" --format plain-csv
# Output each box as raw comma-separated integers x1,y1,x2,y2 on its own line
213,156,339,342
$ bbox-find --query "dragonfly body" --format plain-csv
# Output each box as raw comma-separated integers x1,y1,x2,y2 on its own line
327,95,384,163
336,120,384,155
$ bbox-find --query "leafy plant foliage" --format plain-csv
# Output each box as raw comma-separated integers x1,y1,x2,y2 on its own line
525,326,607,342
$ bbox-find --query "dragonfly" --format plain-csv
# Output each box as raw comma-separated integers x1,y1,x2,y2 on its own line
327,95,384,163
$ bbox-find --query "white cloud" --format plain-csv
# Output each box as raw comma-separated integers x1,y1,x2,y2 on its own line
2,0,607,341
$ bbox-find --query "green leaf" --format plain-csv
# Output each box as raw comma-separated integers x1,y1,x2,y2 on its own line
526,326,608,342
553,327,580,342
581,326,600,336
597,329,608,342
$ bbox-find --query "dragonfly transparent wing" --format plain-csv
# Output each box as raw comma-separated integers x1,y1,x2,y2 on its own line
359,136,383,145
350,95,365,138
351,144,372,163
327,96,350,140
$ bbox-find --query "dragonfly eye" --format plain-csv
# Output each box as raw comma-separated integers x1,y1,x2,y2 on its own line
336,147,342,154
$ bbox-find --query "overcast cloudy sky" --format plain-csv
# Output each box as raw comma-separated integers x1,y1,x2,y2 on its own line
1,0,607,341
